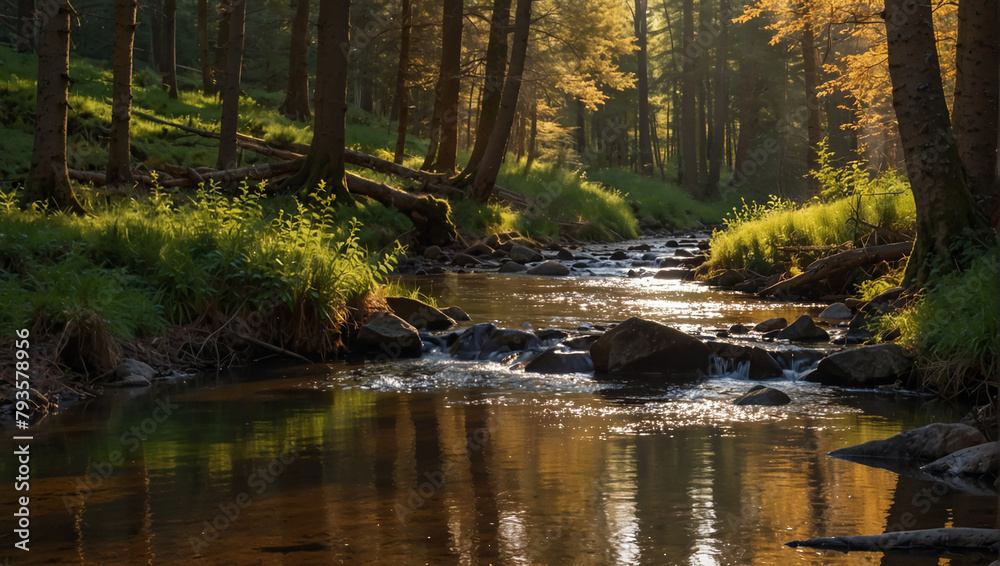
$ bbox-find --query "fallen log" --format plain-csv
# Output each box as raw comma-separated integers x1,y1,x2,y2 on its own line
133,111,527,208
786,528,1000,554
758,241,912,297
70,160,302,189
346,173,456,246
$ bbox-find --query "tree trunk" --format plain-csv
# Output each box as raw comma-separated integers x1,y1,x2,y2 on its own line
280,0,312,121
16,0,34,53
198,0,215,96
952,0,999,198
216,0,246,170
730,22,761,189
884,0,994,287
163,0,178,98
575,98,587,154
470,0,533,202
455,0,512,183
215,0,232,97
281,0,353,203
393,0,413,164
801,13,822,194
108,0,137,188
526,88,538,170
707,0,728,190
635,0,654,176
422,0,464,173
681,0,700,197
24,0,86,214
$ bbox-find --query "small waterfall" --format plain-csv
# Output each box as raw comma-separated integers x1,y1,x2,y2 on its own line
708,355,751,379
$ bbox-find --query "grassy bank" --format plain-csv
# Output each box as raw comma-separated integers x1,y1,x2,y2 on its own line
874,249,998,399
0,183,400,382
699,151,996,398
702,168,915,276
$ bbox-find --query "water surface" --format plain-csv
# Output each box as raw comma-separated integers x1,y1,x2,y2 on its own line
2,250,995,565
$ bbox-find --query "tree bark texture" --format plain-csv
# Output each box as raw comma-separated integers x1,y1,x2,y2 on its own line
198,0,215,95
707,0,728,189
108,0,138,188
282,0,353,203
952,0,999,198
456,0,512,183
163,0,178,98
681,0,700,196
884,0,993,287
393,0,413,164
730,21,762,190
470,0,533,202
25,0,86,213
16,0,34,53
280,0,312,121
801,12,822,194
635,0,654,176
215,0,232,96
422,0,464,173
216,0,247,170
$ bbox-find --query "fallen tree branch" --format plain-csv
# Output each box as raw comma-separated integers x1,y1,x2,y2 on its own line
230,330,312,364
759,242,912,297
786,528,1000,554
132,111,528,208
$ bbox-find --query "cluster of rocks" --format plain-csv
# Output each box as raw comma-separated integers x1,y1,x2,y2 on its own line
393,231,710,278
350,297,920,407
829,421,999,492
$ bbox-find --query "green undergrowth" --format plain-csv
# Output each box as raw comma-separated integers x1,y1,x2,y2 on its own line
0,183,401,354
586,168,727,229
2,43,709,243
872,248,998,399
703,161,915,276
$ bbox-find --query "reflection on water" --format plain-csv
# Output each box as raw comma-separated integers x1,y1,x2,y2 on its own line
396,272,825,333
2,267,996,564
1,361,995,565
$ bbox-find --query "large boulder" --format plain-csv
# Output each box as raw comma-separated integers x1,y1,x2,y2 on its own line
590,317,710,376
355,312,422,359
733,385,791,406
922,442,1000,476
829,423,988,462
819,302,853,320
776,315,829,341
386,296,456,331
754,317,787,333
509,244,544,264
108,358,155,387
523,349,595,374
449,323,541,361
803,344,914,387
440,306,471,322
499,261,528,273
527,261,570,276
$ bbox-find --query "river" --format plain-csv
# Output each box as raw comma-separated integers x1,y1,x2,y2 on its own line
1,239,996,565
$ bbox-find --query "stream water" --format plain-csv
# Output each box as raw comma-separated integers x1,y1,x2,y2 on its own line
1,238,997,565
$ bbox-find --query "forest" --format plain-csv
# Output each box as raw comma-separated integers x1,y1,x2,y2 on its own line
0,0,997,400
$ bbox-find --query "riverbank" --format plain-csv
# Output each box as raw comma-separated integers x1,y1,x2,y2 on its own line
0,184,401,410
694,177,998,403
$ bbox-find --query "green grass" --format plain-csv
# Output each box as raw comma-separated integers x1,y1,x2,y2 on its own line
586,167,728,229
0,184,400,353
874,248,998,399
702,171,916,276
